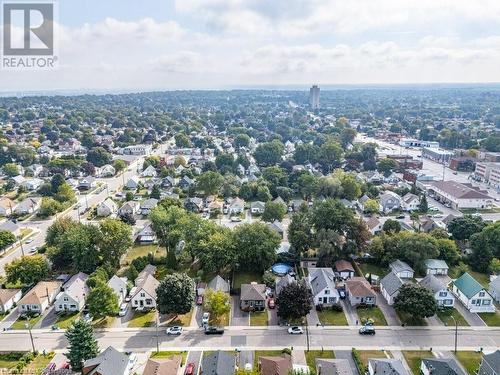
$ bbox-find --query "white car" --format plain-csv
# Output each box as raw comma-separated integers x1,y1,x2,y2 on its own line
25,239,33,244
288,326,303,334
118,303,128,317
230,216,242,222
29,246,38,253
202,312,210,325
166,326,183,335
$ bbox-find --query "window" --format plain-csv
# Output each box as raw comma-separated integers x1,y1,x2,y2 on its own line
70,304,76,308
324,290,330,295
134,300,138,305
479,292,485,297
439,291,447,297
444,299,453,305
482,300,491,305
63,297,69,302
471,299,476,305
140,292,145,297
145,299,152,305
328,297,336,304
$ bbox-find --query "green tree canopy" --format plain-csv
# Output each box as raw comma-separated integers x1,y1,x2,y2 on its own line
66,320,99,371
394,283,437,320
262,201,287,223
5,255,50,286
156,273,194,316
276,280,313,321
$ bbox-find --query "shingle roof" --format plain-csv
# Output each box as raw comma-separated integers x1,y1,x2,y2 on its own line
334,260,354,273
380,272,404,296
0,288,21,306
276,274,295,296
422,358,465,375
425,259,449,270
389,260,413,274
201,350,235,375
419,274,447,294
308,268,336,296
481,350,500,375
452,272,485,299
19,281,62,306
240,283,266,301
316,359,353,375
259,355,293,375
143,355,181,375
432,181,491,200
82,346,129,375
207,275,230,293
369,359,410,375
346,277,376,298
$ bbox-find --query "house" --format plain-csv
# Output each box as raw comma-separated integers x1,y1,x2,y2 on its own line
424,259,449,275
401,193,420,211
141,165,157,178
389,260,414,279
207,275,230,294
125,176,140,190
184,197,203,213
13,197,41,215
179,176,194,189
368,359,410,375
140,198,158,215
82,346,131,375
0,288,22,313
201,351,236,375
450,272,495,313
21,178,43,191
266,221,284,238
421,358,465,375
250,201,265,214
18,281,63,314
275,274,295,296
25,164,44,177
97,164,116,178
143,355,181,375
428,181,493,210
122,144,152,156
0,220,21,237
258,354,293,375
228,197,245,214
365,216,382,235
478,350,500,375
162,176,176,189
136,223,156,244
96,198,118,217
334,260,355,280
291,199,306,212
345,277,376,307
107,275,128,305
379,191,402,213
208,200,223,213
308,268,339,306
316,359,353,375
55,272,89,312
0,197,14,216
118,201,139,216
78,177,96,190
489,277,500,303
418,274,454,308
240,282,266,310
130,265,160,310
380,271,404,305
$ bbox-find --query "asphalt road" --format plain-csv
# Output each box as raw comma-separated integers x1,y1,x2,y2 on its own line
4,326,499,353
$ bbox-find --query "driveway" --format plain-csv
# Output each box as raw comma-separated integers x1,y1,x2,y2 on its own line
112,302,134,328
340,299,359,326
453,300,486,326
36,306,59,329
231,296,249,326
191,305,203,328
268,307,278,326
238,350,254,370
306,308,320,326
186,351,203,375
0,307,19,330
335,350,360,375
375,292,401,326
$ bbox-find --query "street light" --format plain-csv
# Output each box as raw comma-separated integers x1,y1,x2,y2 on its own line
18,235,25,256
448,315,458,353
25,318,36,353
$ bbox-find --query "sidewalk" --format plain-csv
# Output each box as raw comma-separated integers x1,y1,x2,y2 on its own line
292,349,307,366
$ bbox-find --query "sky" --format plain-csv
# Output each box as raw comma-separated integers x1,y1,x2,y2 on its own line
1,0,500,92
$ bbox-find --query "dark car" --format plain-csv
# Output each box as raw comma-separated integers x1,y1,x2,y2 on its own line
359,325,375,335
204,326,224,335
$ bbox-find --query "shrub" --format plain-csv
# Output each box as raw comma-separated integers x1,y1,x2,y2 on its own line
281,348,292,355
351,348,365,375
331,304,343,312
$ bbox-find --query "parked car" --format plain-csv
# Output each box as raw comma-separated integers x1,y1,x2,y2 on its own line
185,363,195,375
268,298,275,309
118,303,128,317
359,325,375,335
25,238,33,244
230,216,242,222
338,289,346,299
125,294,131,302
196,295,203,305
204,326,224,335
166,326,183,335
396,215,405,219
288,326,303,334
202,312,210,325
29,246,38,254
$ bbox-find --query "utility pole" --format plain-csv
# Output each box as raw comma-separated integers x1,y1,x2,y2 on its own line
449,315,458,353
304,318,310,352
26,319,36,353
18,236,25,256
155,311,160,353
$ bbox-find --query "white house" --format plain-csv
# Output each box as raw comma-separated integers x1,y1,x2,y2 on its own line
96,198,118,217
18,281,62,314
130,265,160,310
389,260,414,279
369,359,409,375
0,289,22,313
380,271,404,305
365,216,382,235
421,358,465,375
118,201,139,216
108,275,128,305
141,165,157,178
402,193,420,211
13,197,41,215
451,272,495,313
250,201,265,215
136,223,156,243
123,144,152,156
428,181,493,210
22,178,43,191
489,277,500,303
140,198,158,216
308,268,339,306
419,274,454,308
379,191,402,213
125,176,140,190
97,164,116,177
334,260,355,280
55,272,89,312
228,198,245,214
0,197,14,216
424,259,449,276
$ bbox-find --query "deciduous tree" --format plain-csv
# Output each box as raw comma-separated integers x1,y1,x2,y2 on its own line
394,284,437,320
5,255,49,286
156,273,194,317
276,280,313,321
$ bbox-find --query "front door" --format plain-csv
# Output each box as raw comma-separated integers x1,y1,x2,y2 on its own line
140,300,144,307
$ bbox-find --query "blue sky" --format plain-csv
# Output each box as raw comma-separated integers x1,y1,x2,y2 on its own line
2,0,500,92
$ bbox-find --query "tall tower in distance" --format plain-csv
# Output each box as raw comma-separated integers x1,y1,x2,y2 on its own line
309,85,320,109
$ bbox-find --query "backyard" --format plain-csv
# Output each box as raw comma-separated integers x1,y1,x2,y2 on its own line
436,308,469,326
356,306,388,326
233,272,263,290
454,351,483,375
317,308,348,325
305,350,334,369
449,264,489,288
402,351,432,375
357,262,388,278
122,244,163,265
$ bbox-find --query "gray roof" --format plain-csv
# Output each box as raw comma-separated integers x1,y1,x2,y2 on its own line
309,268,336,296
240,283,266,301
422,358,466,375
419,274,447,294
82,346,129,375
208,275,230,293
201,350,235,375
369,359,410,375
389,260,414,274
425,259,449,270
316,359,353,375
0,220,19,233
276,274,295,296
380,271,404,296
480,350,500,375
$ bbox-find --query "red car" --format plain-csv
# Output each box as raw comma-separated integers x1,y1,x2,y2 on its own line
268,298,275,309
185,363,195,375
196,295,203,305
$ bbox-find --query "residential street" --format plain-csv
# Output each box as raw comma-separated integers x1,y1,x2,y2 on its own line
2,326,499,353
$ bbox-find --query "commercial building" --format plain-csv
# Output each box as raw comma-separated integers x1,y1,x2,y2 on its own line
399,138,439,148
474,162,500,188
427,181,493,209
309,85,320,109
422,147,454,164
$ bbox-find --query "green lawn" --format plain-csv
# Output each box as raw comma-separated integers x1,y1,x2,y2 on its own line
151,351,188,366
358,263,388,278
402,351,432,375
55,312,81,329
209,310,230,327
478,311,500,326
250,311,268,326
92,316,116,328
356,306,388,326
128,310,156,327
305,350,335,369
0,353,23,369
317,309,348,325
26,353,55,373
355,350,391,370
233,272,263,290
449,264,490,288
164,309,193,327
11,314,43,330
397,311,427,326
436,308,469,326
254,350,285,368
455,351,483,375
122,244,159,265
